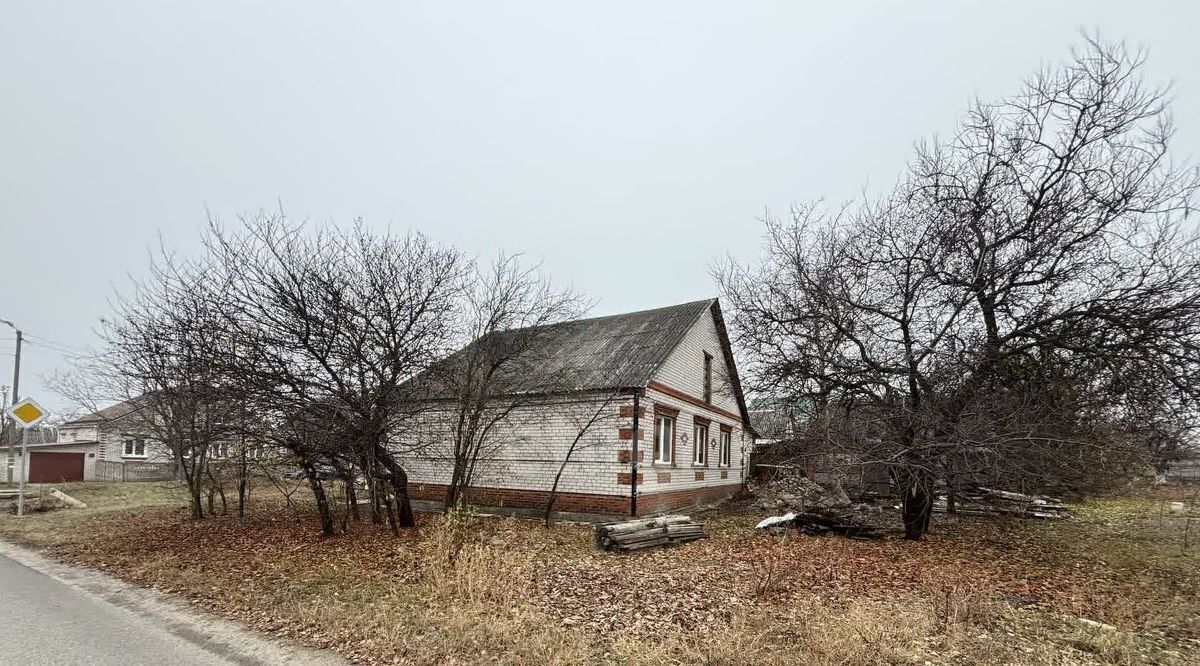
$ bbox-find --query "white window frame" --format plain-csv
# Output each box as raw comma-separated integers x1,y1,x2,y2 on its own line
719,429,732,467
654,415,674,464
122,438,146,458
693,423,708,466
210,442,230,459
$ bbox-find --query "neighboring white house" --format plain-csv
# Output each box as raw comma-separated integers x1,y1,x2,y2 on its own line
7,398,173,482
396,298,758,517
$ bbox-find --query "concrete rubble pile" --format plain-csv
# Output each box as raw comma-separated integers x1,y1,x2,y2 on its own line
749,469,884,539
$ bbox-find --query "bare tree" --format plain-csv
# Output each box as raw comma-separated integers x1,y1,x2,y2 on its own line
430,254,586,510
54,246,238,520
204,213,468,536
543,391,623,526
719,37,1200,539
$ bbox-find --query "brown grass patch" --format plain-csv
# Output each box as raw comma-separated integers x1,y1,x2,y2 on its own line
2,482,1197,664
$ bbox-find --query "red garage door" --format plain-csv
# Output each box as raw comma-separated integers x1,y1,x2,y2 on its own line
29,452,85,483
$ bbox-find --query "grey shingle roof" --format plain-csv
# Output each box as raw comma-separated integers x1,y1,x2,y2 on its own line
62,397,145,427
406,297,758,435
462,299,718,394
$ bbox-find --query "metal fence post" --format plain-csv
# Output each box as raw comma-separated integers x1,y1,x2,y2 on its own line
16,427,27,516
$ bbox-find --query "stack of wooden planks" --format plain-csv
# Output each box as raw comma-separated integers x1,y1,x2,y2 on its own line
935,487,1073,520
594,514,707,552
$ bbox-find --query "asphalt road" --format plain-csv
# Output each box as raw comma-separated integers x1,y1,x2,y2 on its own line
0,540,344,666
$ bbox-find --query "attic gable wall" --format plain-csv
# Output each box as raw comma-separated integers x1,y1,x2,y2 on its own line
650,307,740,416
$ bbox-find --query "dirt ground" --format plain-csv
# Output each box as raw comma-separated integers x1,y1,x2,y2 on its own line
1,481,1197,665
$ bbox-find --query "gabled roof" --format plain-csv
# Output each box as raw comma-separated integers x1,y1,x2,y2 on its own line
412,298,757,433
61,397,146,427
434,299,716,394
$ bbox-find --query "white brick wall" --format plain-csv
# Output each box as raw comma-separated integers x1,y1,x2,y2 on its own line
638,386,746,498
391,305,750,504
394,391,629,496
640,304,747,496
98,428,170,463
652,306,740,415
56,422,170,464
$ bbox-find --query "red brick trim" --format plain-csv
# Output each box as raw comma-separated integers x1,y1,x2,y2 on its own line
657,472,671,483
409,481,740,517
693,414,711,427
617,449,645,463
648,380,742,423
653,402,680,417
409,483,628,514
617,472,644,486
719,423,733,433
619,405,646,418
634,483,741,516
618,427,643,441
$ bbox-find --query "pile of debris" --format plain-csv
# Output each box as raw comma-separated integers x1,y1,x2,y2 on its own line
935,487,1072,520
594,515,707,552
3,495,66,515
749,469,885,539
749,471,857,513
1,487,85,515
754,511,883,539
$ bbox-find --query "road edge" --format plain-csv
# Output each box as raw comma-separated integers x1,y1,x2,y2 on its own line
0,537,347,666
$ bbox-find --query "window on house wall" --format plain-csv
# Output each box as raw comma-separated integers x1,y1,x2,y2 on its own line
123,438,145,457
719,429,732,467
654,414,674,463
210,442,229,459
693,423,708,465
703,352,713,403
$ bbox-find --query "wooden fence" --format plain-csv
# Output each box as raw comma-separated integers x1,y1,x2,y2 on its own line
95,460,178,482
1166,460,1200,484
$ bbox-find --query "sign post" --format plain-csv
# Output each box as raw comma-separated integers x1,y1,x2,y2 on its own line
7,398,48,517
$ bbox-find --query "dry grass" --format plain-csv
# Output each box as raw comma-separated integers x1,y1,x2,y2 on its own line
2,481,1198,665
0,481,187,548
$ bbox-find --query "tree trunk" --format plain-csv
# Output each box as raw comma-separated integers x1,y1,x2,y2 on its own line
392,472,415,528
902,474,933,540
184,463,205,520
305,466,335,537
943,463,957,515
443,470,463,513
365,473,382,524
373,448,416,529
345,477,360,522
380,486,400,536
237,453,247,520
190,483,204,520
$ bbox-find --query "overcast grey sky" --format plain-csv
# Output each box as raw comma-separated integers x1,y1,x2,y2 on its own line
2,1,1199,414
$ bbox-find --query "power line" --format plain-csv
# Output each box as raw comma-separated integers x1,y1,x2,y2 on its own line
26,333,92,355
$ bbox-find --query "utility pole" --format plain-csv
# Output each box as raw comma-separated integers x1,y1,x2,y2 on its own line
1,385,8,482
1,319,20,483
10,329,19,405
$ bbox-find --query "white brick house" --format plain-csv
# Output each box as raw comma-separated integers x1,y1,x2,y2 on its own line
396,298,757,517
17,398,174,482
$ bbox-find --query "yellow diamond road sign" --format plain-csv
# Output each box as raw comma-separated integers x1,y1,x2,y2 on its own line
9,398,48,427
